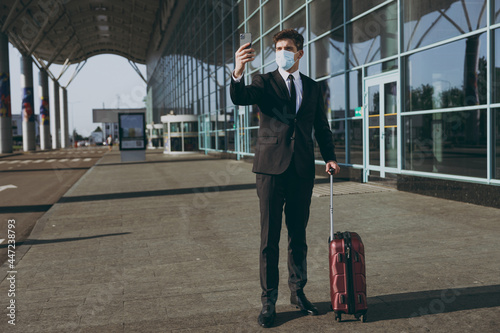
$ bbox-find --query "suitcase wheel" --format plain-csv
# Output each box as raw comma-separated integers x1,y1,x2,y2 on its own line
356,312,367,323
354,312,367,323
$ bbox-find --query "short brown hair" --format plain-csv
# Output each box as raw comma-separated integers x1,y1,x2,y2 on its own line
273,29,304,51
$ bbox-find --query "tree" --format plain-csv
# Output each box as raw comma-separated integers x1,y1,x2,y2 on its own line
72,129,85,141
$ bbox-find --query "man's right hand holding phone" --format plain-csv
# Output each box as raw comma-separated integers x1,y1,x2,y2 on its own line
234,43,255,79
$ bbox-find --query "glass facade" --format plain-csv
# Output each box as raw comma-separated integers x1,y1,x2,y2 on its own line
147,0,500,185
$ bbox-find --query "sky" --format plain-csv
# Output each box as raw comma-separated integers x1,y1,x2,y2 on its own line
8,43,147,137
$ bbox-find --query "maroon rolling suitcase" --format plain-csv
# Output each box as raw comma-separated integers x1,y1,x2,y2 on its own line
328,171,368,322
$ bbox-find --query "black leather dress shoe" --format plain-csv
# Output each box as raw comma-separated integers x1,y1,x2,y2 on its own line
290,292,319,316
258,302,276,328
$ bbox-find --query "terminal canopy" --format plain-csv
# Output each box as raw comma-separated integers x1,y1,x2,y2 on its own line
0,0,172,65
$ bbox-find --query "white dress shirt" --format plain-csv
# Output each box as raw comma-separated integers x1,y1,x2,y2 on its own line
278,67,302,113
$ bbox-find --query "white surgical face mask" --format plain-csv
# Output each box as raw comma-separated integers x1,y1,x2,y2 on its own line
275,50,298,71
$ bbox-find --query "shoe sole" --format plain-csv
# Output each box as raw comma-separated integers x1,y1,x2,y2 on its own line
291,304,318,316
258,313,276,328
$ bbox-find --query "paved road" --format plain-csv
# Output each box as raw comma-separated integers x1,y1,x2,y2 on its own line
1,151,498,332
0,147,108,266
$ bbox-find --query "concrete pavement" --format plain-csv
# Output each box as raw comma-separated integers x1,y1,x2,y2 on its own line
1,149,500,332
0,147,109,266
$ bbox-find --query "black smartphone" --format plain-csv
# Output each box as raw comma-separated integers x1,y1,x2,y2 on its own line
240,32,252,48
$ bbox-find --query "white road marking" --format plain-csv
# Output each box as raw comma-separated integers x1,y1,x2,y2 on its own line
46,159,56,163
0,239,4,244
0,185,17,192
83,158,91,162
71,158,81,162
33,160,44,163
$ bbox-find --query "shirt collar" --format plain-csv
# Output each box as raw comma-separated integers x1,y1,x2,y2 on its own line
278,67,300,82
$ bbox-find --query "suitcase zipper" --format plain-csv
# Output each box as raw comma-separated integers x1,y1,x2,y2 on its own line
344,232,356,314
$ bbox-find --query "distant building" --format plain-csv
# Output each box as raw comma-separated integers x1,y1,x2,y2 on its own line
89,130,104,145
103,123,118,143
92,108,146,144
12,114,40,137
11,114,22,136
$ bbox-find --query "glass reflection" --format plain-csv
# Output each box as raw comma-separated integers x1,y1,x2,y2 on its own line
283,8,307,43
496,0,500,23
365,59,397,77
496,109,500,179
327,75,346,121
311,29,345,79
310,0,343,38
249,39,261,72
348,119,363,165
404,110,487,178
299,50,308,75
406,33,486,112
348,0,387,20
248,10,261,40
316,78,345,162
347,2,398,68
227,130,235,151
494,29,500,104
237,1,245,27
385,127,397,168
368,85,380,167
247,0,259,16
170,123,181,133
348,70,362,118
263,28,280,65
263,0,279,32
331,120,346,163
404,0,487,51
284,0,304,18
369,128,380,166
384,81,398,169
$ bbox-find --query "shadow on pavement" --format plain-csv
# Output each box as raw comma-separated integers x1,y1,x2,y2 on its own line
0,232,131,249
57,183,257,203
96,157,221,167
0,167,90,173
273,310,307,327
311,284,500,323
0,183,258,213
0,204,53,213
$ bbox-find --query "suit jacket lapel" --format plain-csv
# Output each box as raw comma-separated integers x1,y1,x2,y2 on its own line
271,69,290,101
297,73,311,116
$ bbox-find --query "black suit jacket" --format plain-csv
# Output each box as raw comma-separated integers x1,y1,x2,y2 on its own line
230,69,337,178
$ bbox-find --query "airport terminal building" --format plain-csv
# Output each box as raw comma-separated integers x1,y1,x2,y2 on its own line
145,0,500,204
1,0,499,205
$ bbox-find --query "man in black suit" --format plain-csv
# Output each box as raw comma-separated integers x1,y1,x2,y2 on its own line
230,29,340,328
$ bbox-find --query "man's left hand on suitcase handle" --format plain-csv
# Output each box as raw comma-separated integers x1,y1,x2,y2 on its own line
326,161,340,175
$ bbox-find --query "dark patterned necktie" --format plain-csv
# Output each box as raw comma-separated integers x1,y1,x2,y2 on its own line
288,74,296,113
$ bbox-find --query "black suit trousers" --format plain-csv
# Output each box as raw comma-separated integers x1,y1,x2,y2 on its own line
256,159,314,304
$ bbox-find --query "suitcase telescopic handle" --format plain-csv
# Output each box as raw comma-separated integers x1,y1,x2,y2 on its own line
329,168,334,241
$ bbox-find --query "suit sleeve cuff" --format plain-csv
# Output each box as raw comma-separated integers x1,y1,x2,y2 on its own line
232,71,243,82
